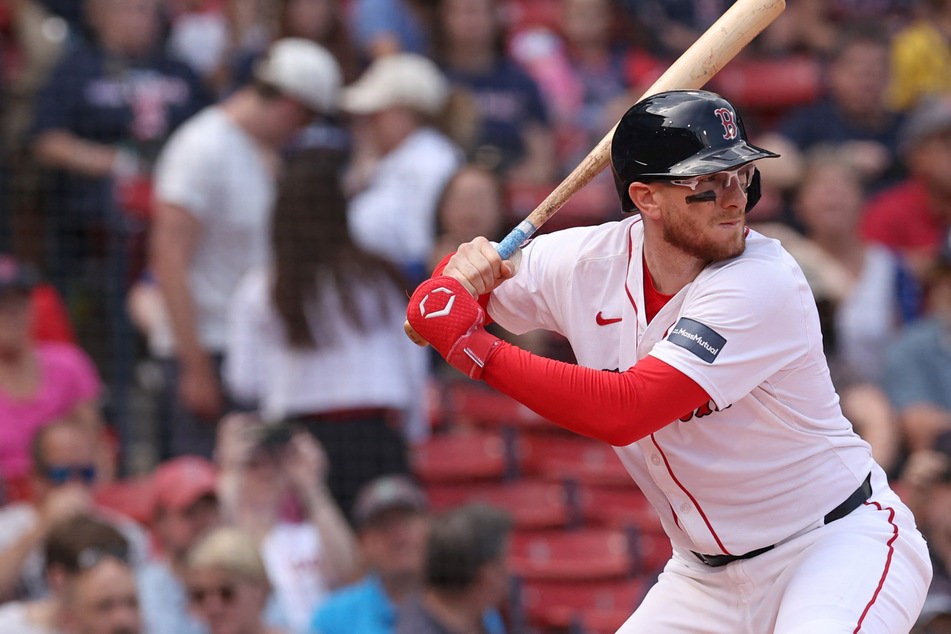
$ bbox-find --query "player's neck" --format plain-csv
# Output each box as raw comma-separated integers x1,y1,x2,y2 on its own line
643,238,707,296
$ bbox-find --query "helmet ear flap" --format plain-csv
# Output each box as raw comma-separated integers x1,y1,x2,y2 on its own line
614,169,637,214
745,167,762,213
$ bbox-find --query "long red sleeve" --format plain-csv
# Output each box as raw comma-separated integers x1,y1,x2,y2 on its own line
482,345,711,446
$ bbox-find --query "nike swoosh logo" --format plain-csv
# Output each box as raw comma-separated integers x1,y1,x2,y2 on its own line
596,311,622,326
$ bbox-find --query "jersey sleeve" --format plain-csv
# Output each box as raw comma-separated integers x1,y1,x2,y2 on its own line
648,253,817,410
482,347,710,446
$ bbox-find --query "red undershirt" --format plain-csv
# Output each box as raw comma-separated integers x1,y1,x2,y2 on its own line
432,253,711,445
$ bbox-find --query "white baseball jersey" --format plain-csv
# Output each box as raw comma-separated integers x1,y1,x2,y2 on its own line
488,216,874,557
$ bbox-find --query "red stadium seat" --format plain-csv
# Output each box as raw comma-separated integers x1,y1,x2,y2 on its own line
709,55,822,115
519,436,632,486
509,527,636,581
578,485,664,534
410,430,512,483
426,479,575,530
441,380,551,433
518,578,650,633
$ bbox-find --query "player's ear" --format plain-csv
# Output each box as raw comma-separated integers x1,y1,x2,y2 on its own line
628,182,662,219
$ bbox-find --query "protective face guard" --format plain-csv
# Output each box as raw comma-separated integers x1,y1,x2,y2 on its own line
667,163,756,204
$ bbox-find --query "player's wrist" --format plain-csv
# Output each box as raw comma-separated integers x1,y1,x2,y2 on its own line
446,326,503,380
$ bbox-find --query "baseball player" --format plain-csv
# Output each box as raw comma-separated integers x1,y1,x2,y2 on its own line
406,90,932,633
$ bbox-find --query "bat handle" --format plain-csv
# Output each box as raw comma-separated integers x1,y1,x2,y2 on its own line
495,219,538,260
404,220,537,346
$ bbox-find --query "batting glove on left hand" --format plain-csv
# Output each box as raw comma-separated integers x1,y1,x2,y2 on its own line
407,276,503,379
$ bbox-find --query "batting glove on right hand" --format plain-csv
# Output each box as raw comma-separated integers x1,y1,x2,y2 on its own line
407,276,503,379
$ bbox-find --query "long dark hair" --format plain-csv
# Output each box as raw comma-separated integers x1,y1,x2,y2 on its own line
271,151,406,349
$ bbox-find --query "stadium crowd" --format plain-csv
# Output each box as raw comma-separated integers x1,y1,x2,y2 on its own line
1,0,951,632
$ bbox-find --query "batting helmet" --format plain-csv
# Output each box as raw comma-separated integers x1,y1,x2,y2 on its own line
611,90,778,213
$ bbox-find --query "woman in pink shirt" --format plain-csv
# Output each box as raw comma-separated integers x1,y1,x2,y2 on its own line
0,256,102,500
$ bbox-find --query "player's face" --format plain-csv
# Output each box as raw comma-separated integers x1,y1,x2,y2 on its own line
653,166,751,262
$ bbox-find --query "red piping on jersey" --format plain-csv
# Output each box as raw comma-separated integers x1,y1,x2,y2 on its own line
624,219,642,318
652,433,732,555
852,501,899,633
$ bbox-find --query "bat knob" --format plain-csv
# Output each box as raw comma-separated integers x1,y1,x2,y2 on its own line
404,320,430,347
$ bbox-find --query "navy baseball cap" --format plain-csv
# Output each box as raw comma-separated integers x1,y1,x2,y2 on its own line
0,255,39,294
352,475,428,529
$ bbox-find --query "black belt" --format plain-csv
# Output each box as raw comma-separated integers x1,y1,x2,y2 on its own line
692,473,872,568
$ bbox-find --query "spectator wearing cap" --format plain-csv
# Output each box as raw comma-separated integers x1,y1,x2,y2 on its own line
149,38,343,459
395,503,510,634
342,52,464,287
0,421,149,602
0,514,139,634
884,251,951,455
309,475,430,634
861,96,951,282
0,255,104,502
138,456,220,634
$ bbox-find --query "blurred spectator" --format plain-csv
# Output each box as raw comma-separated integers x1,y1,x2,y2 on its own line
507,0,659,226
138,455,220,634
30,0,210,360
165,0,233,92
757,22,905,194
185,526,283,634
214,414,362,631
224,153,426,515
310,475,430,634
510,0,646,167
755,149,911,474
0,255,103,502
900,433,951,633
227,0,358,164
342,53,463,286
888,0,951,112
0,514,137,634
149,38,341,459
348,0,435,60
618,0,734,58
228,0,360,87
861,96,951,281
433,0,556,185
1,0,68,260
0,421,148,602
883,250,951,454
428,163,507,270
756,0,838,57
395,503,511,634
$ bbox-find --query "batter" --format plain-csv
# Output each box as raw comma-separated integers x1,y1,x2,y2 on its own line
406,90,932,633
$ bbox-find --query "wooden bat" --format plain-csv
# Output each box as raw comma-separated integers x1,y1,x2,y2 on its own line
405,0,786,346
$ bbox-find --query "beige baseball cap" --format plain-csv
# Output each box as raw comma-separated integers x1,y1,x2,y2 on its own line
253,38,342,114
341,53,450,116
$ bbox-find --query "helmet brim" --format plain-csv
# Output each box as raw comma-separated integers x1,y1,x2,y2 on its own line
662,142,779,178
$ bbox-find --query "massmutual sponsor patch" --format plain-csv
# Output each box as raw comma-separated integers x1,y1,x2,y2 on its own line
667,318,726,363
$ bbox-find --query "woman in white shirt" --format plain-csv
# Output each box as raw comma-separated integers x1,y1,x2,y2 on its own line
225,151,428,522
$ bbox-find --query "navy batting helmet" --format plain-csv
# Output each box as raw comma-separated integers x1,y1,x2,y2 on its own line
611,90,778,213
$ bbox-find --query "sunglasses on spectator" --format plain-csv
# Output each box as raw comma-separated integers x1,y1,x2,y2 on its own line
188,584,238,605
44,464,97,485
667,164,755,203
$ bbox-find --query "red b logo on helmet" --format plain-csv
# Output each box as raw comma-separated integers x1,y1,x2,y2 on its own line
714,108,738,140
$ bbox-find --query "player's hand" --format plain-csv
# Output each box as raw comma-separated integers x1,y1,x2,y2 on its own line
407,276,503,379
443,236,521,297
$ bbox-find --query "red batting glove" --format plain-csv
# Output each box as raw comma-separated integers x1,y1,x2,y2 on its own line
407,276,503,379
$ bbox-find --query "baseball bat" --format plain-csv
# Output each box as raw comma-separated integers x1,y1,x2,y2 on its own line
405,0,786,346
